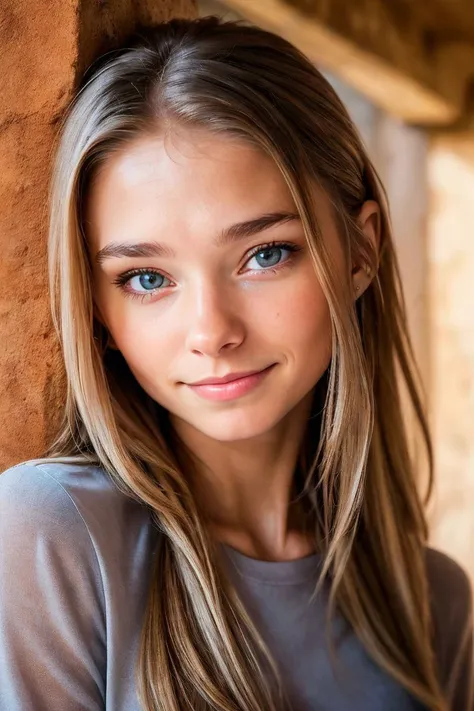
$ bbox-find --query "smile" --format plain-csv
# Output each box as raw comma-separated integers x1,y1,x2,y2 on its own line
186,364,276,402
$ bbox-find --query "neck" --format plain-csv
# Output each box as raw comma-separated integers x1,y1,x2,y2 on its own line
169,390,318,561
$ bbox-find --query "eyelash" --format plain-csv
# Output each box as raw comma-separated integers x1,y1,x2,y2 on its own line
111,240,303,303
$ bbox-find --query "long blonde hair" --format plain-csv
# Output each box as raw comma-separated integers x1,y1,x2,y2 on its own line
27,15,446,711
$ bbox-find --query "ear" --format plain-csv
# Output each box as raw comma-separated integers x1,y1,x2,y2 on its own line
351,199,381,298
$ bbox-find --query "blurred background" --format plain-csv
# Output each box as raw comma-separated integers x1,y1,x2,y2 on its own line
1,0,473,579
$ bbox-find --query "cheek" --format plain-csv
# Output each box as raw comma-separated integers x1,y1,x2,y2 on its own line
266,273,332,348
122,334,178,409
103,308,178,390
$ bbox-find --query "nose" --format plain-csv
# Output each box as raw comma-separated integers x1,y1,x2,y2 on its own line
184,281,245,357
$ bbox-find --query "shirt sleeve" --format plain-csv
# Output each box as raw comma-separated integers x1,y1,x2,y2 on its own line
0,463,107,711
427,547,474,711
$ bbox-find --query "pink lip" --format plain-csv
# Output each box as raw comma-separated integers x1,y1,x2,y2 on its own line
187,364,275,402
190,368,271,386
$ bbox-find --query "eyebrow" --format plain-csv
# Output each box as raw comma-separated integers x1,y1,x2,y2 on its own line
94,211,300,266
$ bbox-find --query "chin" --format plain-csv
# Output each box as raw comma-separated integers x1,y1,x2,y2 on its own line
188,409,279,443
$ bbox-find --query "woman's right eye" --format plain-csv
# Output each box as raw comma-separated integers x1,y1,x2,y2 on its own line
112,268,172,302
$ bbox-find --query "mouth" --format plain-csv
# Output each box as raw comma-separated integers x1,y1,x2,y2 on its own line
185,364,276,402
188,365,275,386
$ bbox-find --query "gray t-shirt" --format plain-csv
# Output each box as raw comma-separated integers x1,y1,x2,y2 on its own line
0,461,472,711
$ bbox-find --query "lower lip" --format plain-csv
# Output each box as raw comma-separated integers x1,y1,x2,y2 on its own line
187,365,276,402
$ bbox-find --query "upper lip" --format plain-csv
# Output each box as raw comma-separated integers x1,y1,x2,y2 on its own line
189,366,272,386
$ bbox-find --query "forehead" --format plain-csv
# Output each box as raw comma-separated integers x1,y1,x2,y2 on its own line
85,128,297,247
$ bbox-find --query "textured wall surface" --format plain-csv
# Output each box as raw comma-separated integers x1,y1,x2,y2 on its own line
0,0,197,469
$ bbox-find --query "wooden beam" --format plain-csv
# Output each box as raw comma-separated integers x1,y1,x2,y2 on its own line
224,0,465,125
417,0,474,40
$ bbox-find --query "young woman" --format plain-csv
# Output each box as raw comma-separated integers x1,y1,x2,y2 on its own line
0,15,472,711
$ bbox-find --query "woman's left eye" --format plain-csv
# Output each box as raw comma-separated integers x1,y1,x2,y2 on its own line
243,241,302,272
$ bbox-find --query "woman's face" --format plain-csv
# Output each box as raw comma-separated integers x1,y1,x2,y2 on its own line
86,128,342,443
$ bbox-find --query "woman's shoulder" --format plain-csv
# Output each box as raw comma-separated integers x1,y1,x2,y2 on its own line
425,546,473,708
0,459,159,709
0,458,157,557
0,459,106,536
425,546,473,647
425,546,472,614
0,457,121,503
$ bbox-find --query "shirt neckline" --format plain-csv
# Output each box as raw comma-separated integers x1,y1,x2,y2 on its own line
220,542,322,584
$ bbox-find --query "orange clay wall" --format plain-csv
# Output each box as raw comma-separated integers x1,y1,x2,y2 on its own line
0,0,197,468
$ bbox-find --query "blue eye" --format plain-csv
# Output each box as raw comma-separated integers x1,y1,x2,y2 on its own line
112,268,172,302
129,272,169,291
246,243,297,270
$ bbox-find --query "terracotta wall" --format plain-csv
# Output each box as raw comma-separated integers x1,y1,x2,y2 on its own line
0,0,196,469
